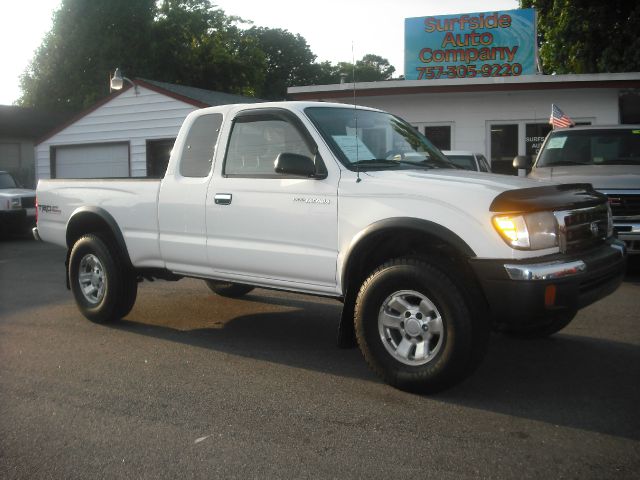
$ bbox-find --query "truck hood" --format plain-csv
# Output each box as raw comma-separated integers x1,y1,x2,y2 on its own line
362,168,551,196
0,188,36,197
348,168,556,218
529,164,640,190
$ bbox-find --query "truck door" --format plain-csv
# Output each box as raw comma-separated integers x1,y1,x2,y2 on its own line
206,108,339,294
158,113,223,276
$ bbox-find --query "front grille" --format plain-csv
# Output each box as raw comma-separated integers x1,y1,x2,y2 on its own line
606,194,640,218
554,203,609,254
21,196,36,208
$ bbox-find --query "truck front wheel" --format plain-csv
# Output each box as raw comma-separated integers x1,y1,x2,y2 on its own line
355,258,488,393
69,234,137,323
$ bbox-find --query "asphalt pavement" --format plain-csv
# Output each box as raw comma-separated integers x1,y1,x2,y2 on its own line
1,237,639,479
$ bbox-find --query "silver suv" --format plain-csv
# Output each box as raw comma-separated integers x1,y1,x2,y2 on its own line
520,126,640,254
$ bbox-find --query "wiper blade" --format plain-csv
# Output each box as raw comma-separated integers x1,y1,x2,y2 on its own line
350,158,437,170
350,159,398,166
349,159,404,170
394,160,434,169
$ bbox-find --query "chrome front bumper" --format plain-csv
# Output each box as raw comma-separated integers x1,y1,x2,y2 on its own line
504,242,626,280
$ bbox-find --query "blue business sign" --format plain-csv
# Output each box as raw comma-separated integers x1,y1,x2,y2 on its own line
405,9,537,80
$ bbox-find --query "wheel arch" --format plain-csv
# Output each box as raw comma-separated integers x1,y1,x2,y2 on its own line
341,217,477,297
66,207,132,268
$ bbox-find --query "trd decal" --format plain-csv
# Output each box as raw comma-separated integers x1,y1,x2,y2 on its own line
38,204,61,214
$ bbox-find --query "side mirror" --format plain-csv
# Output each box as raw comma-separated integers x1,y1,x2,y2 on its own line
274,152,317,178
512,155,530,177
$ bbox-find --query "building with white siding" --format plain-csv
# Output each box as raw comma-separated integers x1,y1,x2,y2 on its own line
288,72,640,174
36,79,261,181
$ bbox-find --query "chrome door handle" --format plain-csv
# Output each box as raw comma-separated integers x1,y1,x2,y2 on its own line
214,193,232,205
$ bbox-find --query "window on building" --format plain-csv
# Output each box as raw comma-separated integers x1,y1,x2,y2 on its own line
180,113,223,178
424,126,451,150
525,123,553,159
490,124,518,175
146,139,175,179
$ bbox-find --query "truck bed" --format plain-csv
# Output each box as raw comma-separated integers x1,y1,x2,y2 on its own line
36,178,163,267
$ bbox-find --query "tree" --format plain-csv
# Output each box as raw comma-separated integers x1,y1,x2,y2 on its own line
19,0,264,110
150,0,265,96
20,0,156,111
310,54,396,85
18,0,398,110
521,0,640,74
245,27,320,100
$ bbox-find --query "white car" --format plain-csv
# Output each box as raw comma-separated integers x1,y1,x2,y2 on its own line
0,170,36,236
442,150,491,172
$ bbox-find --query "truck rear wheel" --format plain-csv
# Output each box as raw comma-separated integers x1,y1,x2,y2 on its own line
69,234,137,323
355,257,488,393
204,280,254,298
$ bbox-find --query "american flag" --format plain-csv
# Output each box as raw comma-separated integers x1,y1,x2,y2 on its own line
549,104,575,129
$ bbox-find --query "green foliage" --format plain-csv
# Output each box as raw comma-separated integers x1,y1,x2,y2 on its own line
20,0,156,111
149,0,265,96
245,27,318,100
18,0,397,110
521,0,640,74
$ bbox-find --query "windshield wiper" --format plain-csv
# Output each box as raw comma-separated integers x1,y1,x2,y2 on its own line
350,159,403,168
350,158,435,170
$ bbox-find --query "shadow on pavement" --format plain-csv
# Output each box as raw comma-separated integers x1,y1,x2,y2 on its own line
112,287,640,442
4,237,639,441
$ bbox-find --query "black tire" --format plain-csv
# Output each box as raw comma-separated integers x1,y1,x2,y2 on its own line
503,311,576,339
69,234,137,323
355,257,489,393
204,280,254,298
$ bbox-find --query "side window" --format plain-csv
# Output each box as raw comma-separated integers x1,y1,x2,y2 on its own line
224,117,315,176
180,113,223,178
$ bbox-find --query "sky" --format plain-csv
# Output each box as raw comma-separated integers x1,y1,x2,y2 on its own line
0,0,519,106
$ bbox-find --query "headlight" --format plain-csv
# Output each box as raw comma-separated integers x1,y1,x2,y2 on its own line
10,198,21,209
493,211,558,250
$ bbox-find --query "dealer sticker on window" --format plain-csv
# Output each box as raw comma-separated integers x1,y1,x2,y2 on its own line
546,136,568,149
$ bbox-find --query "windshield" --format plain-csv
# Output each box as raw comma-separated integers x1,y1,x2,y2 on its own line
445,155,476,170
305,107,453,171
537,128,640,167
0,172,18,189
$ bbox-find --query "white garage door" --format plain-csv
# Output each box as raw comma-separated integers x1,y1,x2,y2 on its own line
55,143,129,178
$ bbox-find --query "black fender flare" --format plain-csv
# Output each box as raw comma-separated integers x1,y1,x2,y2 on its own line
66,206,133,268
341,217,476,293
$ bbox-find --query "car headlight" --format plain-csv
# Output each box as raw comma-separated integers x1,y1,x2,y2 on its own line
493,211,558,250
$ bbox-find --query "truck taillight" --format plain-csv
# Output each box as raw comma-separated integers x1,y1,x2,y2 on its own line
35,198,38,223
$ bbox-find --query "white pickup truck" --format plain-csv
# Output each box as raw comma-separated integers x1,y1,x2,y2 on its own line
34,101,626,392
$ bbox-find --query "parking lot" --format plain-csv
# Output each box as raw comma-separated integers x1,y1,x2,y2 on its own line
1,237,639,479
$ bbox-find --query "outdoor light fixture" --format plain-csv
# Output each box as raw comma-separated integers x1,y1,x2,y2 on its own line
110,68,138,94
